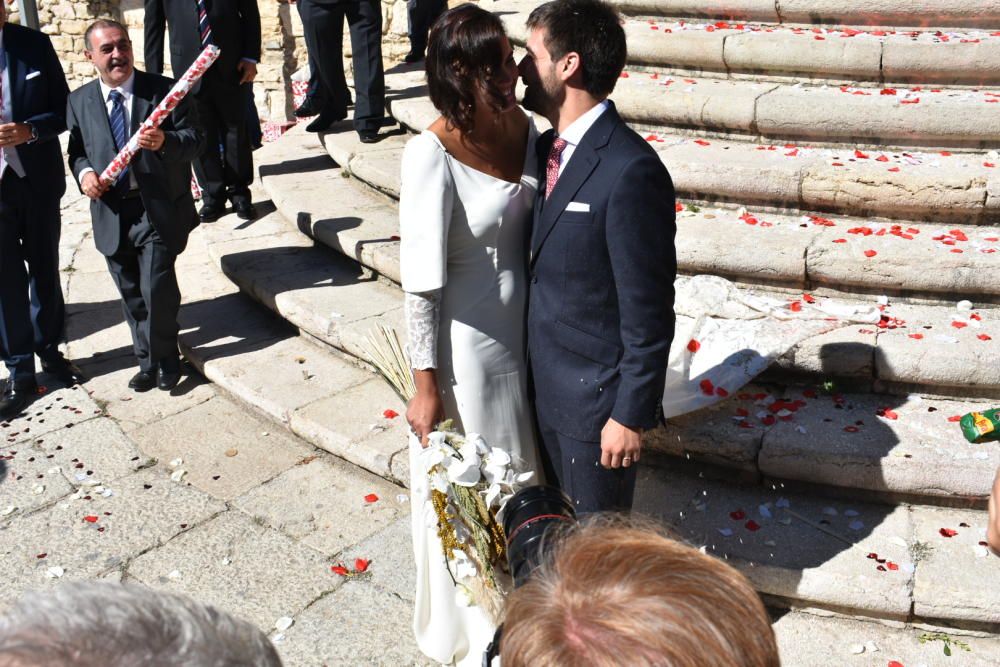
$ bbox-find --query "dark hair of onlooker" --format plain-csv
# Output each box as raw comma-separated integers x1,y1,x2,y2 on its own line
425,4,510,134
526,0,626,100
500,518,780,667
84,18,130,51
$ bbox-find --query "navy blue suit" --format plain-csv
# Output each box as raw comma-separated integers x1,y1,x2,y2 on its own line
0,23,70,384
527,103,676,512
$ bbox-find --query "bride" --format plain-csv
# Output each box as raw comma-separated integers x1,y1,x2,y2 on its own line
398,5,542,665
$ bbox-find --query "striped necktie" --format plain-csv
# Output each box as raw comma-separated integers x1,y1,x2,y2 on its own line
197,0,214,48
108,89,130,188
545,137,568,198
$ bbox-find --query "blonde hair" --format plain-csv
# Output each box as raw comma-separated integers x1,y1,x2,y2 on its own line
500,519,779,667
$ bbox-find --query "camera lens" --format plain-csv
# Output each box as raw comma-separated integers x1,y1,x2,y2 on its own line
503,485,576,588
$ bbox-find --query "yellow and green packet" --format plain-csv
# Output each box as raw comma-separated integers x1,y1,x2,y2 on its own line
959,409,1000,444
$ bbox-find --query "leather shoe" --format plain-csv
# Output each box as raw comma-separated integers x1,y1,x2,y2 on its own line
199,203,224,223
128,370,157,393
157,366,181,391
358,131,380,144
232,198,257,221
294,97,323,118
305,108,347,133
0,380,38,420
403,51,424,64
41,357,87,386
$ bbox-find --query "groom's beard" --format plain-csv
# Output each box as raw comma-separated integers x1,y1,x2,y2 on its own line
522,80,561,121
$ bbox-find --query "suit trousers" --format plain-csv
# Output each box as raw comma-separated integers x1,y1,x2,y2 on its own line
105,198,181,373
535,417,638,514
298,0,385,133
407,0,447,54
193,77,253,206
296,0,330,106
0,172,64,383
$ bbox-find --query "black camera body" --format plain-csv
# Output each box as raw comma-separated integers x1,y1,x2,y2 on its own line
483,485,576,666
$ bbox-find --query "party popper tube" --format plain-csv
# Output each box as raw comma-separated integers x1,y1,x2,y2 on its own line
99,45,221,186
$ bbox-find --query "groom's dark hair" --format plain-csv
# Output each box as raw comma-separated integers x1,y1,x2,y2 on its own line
526,0,627,99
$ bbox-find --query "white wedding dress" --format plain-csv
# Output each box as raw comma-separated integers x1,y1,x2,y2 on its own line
399,122,542,666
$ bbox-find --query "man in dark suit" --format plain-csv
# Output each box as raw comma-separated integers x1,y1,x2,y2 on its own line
297,0,385,141
67,20,204,392
520,0,676,513
0,3,85,420
404,0,447,63
144,0,261,221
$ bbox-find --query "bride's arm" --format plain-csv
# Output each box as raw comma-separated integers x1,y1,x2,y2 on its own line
405,291,445,445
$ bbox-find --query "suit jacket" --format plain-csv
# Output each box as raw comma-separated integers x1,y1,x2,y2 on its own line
2,23,69,197
144,0,261,93
66,69,205,256
527,103,677,442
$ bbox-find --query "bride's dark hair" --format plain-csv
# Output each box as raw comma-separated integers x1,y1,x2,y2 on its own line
425,4,510,134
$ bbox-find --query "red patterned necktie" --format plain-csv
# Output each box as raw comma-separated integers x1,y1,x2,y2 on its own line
545,137,568,198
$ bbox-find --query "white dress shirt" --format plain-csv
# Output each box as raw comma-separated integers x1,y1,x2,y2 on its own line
79,72,138,189
554,99,609,177
0,27,27,179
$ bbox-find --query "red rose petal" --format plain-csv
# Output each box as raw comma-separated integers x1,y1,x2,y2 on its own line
83,515,99,523
745,520,761,531
939,528,958,537
888,661,905,667
978,334,992,341
832,238,847,243
383,409,399,419
694,139,711,146
331,565,349,576
715,387,729,398
878,408,899,420
947,415,962,422
354,558,370,573
789,301,802,312
730,510,746,520
699,379,714,396
951,321,968,329
802,294,816,303
675,202,684,213
364,493,379,503
887,561,899,571
844,426,859,433
864,250,877,258
908,333,923,340
761,415,776,426
687,339,701,353
888,167,900,172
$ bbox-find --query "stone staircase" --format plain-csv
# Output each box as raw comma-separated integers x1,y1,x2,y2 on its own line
181,0,1000,662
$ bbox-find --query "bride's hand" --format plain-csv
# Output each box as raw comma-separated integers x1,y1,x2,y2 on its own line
408,370,444,447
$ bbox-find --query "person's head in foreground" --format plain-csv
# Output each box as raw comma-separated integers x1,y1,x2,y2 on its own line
500,519,780,667
0,581,282,667
988,466,1000,556
425,3,519,134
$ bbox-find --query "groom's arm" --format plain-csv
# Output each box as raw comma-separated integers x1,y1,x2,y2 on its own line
606,151,677,431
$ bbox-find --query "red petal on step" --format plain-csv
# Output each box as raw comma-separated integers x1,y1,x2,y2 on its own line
880,89,897,95
802,294,816,303
908,333,924,340
83,515,98,523
978,334,993,341
675,202,684,212
331,565,349,576
832,238,847,243
687,339,701,353
383,409,399,419
854,150,869,159
939,528,958,537
729,510,746,520
354,558,370,573
864,250,877,258
844,426,859,433
947,415,962,422
789,301,802,312
951,321,968,329
875,155,890,162
745,520,761,531
694,139,711,146
887,561,899,571
715,387,729,398
699,379,714,396
888,167,900,172
888,661,905,667
364,494,379,503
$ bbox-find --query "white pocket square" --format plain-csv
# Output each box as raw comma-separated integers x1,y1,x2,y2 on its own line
565,201,590,212
25,71,42,80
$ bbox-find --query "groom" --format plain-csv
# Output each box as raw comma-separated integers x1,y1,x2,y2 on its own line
520,0,676,513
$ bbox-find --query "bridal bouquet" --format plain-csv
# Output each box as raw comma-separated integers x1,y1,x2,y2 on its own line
361,326,533,621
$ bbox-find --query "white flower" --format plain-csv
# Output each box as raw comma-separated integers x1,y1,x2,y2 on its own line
465,433,489,455
484,483,502,509
446,456,481,486
455,584,475,607
487,447,511,467
426,431,447,448
451,550,478,579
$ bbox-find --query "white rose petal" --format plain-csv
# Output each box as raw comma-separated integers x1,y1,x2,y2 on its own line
446,458,481,487
274,617,294,632
514,471,535,484
170,469,187,483
168,458,183,468
32,485,45,495
1,506,16,517
167,570,182,580
488,447,511,467
849,520,865,531
46,566,65,579
849,644,865,655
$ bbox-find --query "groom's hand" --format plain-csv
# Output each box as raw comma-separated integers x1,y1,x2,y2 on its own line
600,418,642,469
408,370,444,447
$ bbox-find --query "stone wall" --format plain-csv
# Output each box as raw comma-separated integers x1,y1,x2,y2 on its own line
7,0,416,122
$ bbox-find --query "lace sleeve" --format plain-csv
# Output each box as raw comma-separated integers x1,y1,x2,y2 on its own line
405,290,441,370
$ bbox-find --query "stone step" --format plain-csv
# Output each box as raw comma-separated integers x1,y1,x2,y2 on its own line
260,126,1000,398
603,0,1000,30
651,384,999,502
774,611,1000,666
495,0,1000,85
381,80,1000,225
307,123,1000,302
635,464,1000,629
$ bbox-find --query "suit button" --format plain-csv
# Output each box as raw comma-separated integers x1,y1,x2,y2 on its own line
531,276,538,284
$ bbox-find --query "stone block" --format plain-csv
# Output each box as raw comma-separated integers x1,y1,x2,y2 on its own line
723,30,881,79
614,76,765,133
0,467,225,608
775,0,1000,27
912,505,1000,625
760,392,1000,499
129,395,314,500
1,384,104,446
59,19,89,35
627,24,726,71
770,324,876,382
128,511,339,630
289,379,407,480
233,454,406,556
882,37,1000,84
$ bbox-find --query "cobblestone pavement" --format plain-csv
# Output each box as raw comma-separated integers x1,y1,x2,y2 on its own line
0,183,429,666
